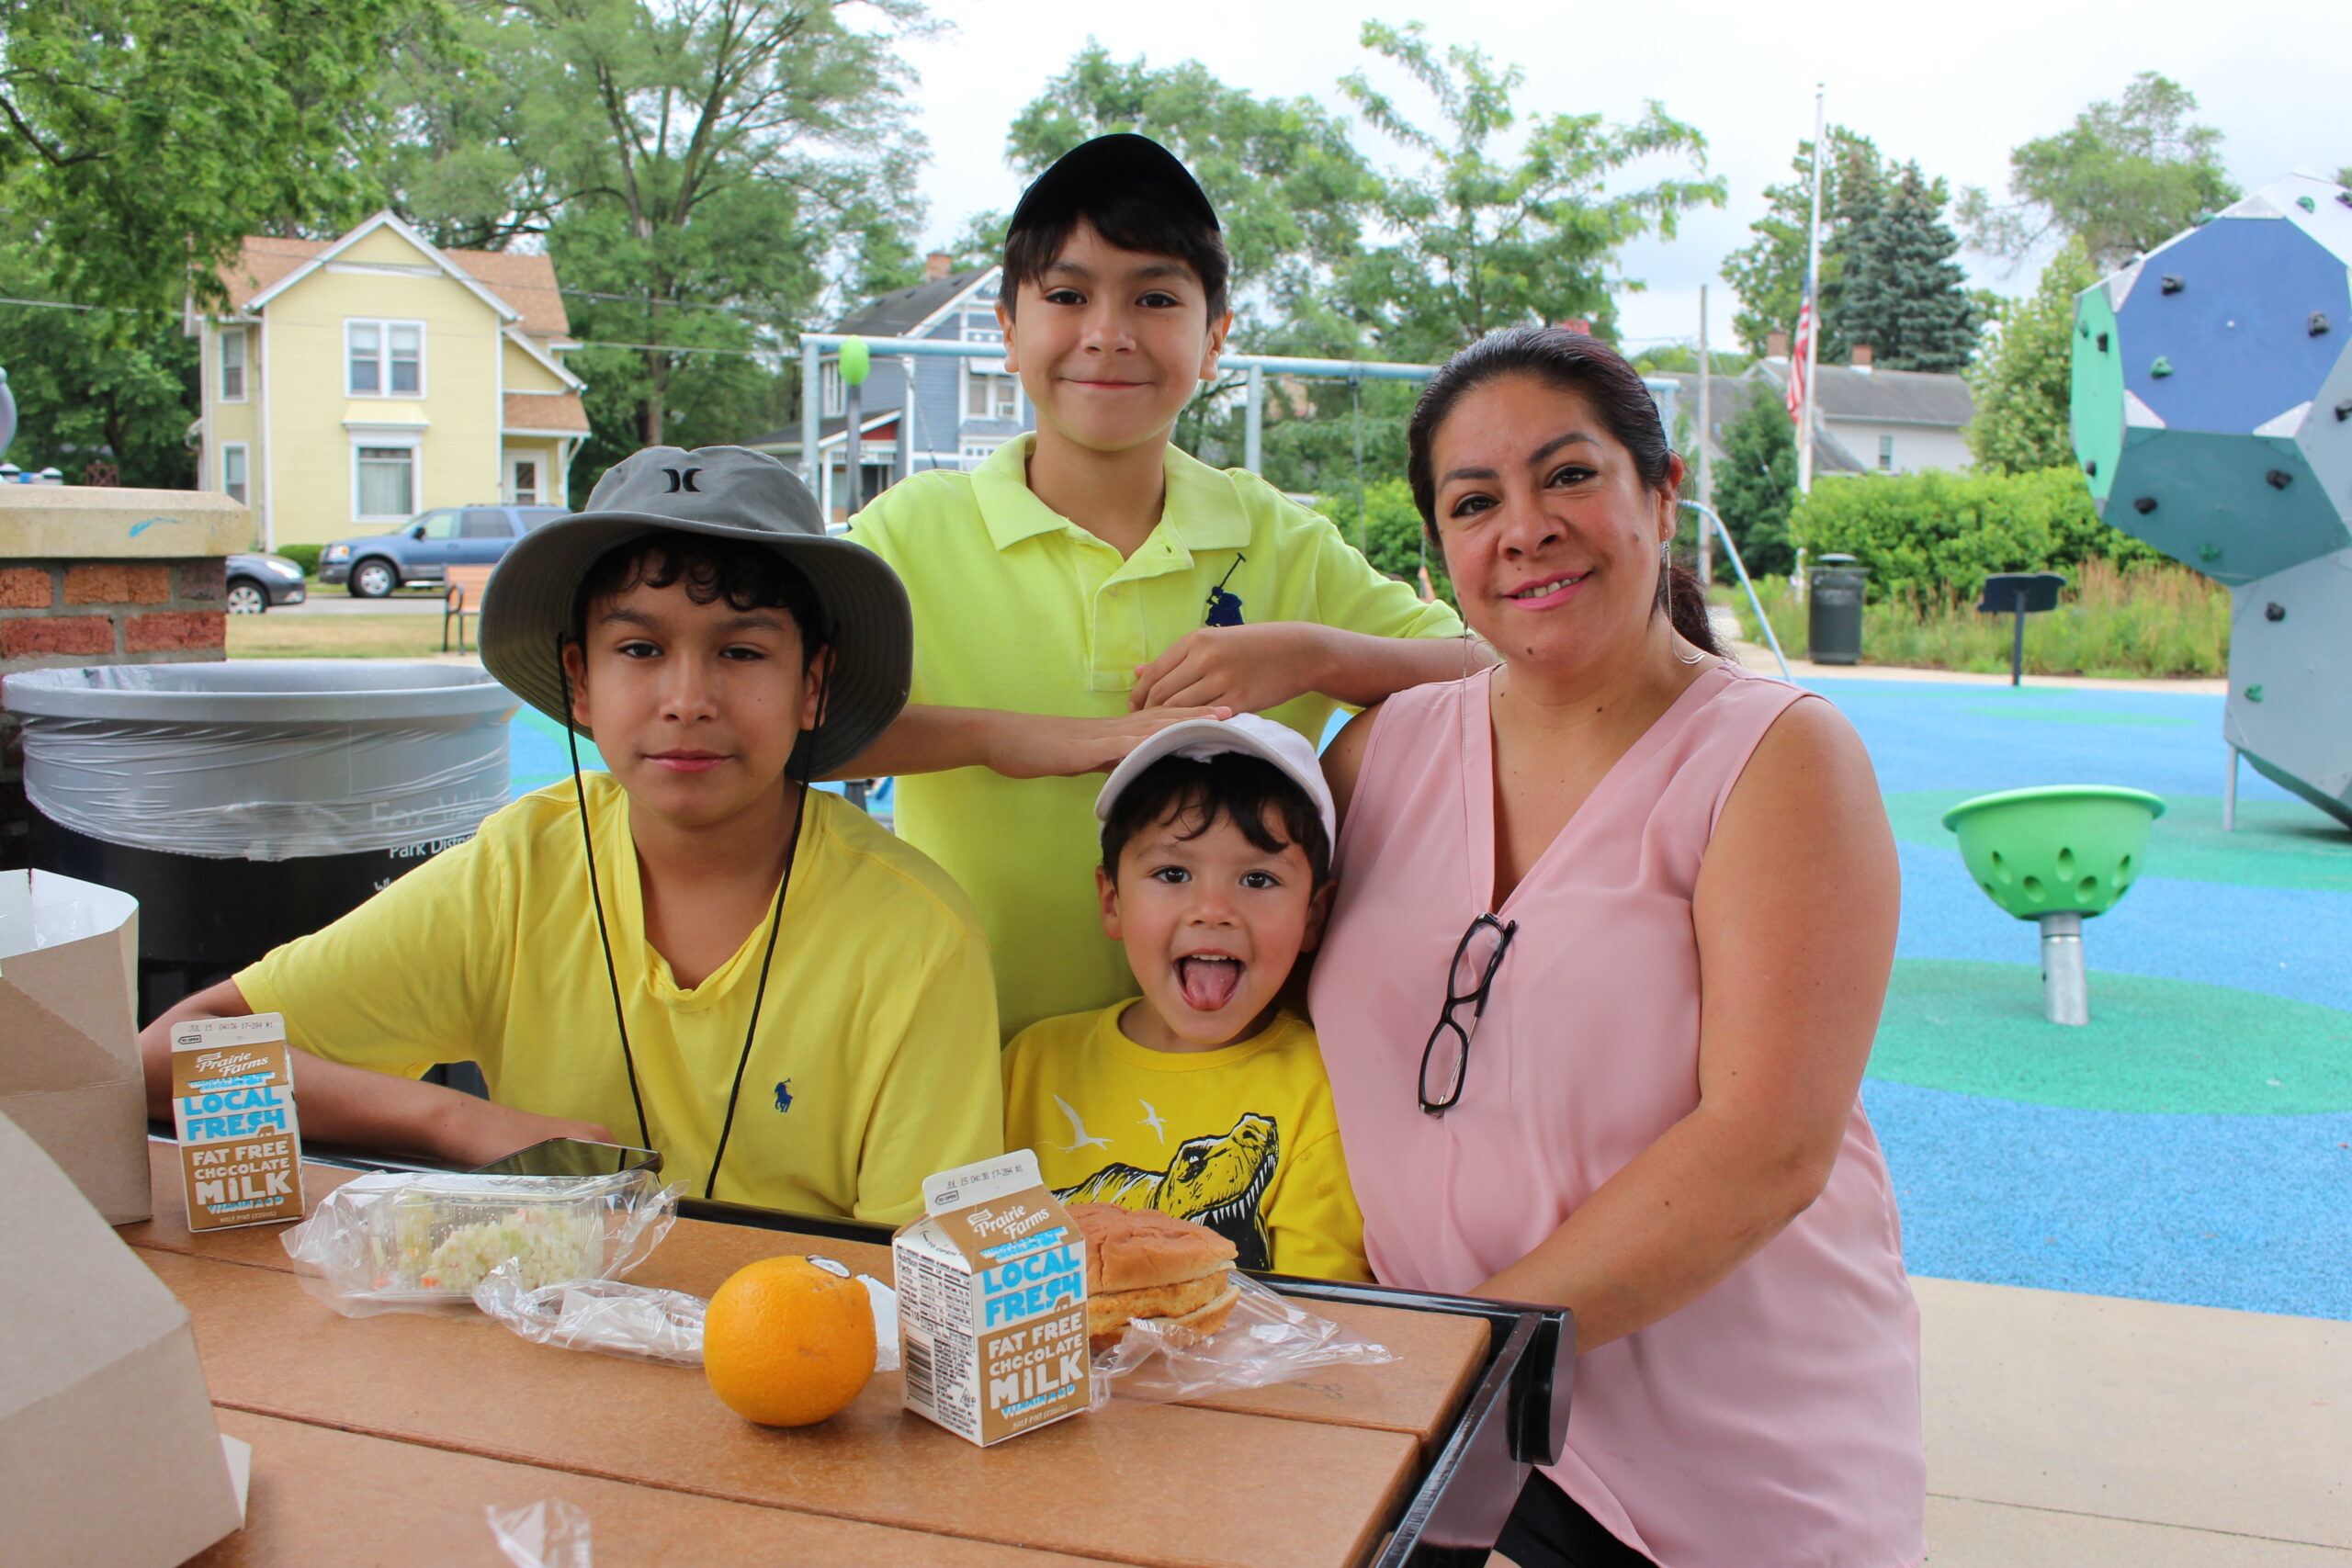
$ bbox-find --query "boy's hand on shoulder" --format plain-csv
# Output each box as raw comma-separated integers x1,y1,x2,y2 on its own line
1130,623,1334,714
987,706,1233,779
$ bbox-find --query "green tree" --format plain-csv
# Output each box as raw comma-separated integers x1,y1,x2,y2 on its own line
1966,241,2098,474
1334,21,1722,362
0,239,195,485
998,41,1374,348
1713,388,1798,578
1248,376,1414,512
1720,126,1890,358
385,0,929,462
1311,475,1455,607
1959,73,2236,270
1836,162,1978,372
0,0,446,311
1631,344,1751,376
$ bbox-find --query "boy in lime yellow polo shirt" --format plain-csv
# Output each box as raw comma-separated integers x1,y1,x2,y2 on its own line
843,135,1486,1036
1004,715,1368,1280
139,446,1001,1222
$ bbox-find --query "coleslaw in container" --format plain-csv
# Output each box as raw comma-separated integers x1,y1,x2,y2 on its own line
282,1168,679,1317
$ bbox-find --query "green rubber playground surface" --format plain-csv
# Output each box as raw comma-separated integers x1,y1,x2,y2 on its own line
1871,959,2352,1114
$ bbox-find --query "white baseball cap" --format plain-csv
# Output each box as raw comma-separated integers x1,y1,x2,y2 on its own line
1094,713,1337,848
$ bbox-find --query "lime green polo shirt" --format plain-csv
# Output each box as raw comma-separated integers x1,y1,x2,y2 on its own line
848,434,1464,1038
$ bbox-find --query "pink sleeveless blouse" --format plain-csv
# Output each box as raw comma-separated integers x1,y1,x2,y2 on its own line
1312,663,1924,1568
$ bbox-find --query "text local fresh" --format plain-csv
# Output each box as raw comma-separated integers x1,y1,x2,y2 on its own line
980,1244,1083,1328
176,1084,293,1142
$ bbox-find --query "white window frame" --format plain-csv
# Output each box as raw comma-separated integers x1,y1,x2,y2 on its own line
958,437,1003,468
346,318,427,398
219,441,249,504
351,434,421,523
218,327,247,402
961,359,1021,422
1877,434,1895,472
821,363,844,418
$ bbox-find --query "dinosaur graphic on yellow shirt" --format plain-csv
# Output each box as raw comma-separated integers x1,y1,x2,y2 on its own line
1055,1111,1280,1269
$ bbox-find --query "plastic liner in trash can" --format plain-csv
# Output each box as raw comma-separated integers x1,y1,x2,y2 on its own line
3,661,516,1005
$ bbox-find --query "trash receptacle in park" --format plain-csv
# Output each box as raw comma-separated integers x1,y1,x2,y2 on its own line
3,660,516,1018
1807,553,1868,665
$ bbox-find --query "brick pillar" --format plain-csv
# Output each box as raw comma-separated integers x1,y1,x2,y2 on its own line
0,488,247,867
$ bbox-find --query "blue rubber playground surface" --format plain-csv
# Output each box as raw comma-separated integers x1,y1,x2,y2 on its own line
508,682,2352,1321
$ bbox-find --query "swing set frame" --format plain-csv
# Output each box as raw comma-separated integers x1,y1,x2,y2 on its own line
795,333,1790,676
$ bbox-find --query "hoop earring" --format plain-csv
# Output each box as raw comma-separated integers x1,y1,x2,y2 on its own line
1660,541,1705,665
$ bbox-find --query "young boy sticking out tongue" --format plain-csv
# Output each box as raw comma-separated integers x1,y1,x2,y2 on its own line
1001,716,1367,1279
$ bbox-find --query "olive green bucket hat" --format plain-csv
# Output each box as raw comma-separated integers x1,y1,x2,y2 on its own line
479,444,910,778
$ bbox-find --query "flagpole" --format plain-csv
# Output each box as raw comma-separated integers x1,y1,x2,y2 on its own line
1796,84,1826,496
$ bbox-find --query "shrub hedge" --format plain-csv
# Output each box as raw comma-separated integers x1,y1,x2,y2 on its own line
274,543,324,576
1786,465,2158,602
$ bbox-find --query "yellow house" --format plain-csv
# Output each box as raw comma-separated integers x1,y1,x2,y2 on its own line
198,211,590,548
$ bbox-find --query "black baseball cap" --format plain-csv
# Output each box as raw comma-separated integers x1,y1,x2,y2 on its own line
1008,133,1220,235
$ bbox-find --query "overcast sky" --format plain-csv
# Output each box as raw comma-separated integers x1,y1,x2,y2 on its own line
892,0,2341,349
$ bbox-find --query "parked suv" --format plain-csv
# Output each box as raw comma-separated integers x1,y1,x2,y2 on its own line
319,505,569,597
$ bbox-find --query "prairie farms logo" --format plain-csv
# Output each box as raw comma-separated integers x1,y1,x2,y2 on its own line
189,1048,271,1080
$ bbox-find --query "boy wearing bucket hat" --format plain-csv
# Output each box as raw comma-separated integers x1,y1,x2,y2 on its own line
139,446,1001,1220
1001,715,1368,1280
842,133,1487,1040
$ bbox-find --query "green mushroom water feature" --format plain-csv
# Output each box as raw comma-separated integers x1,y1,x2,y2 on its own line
1940,786,2166,1026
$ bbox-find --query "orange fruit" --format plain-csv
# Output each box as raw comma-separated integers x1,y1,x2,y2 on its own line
703,1255,877,1427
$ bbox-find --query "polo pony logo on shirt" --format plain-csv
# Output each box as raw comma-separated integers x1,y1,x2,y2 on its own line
772,1079,794,1113
1204,553,1247,626
1055,1111,1280,1269
662,467,703,493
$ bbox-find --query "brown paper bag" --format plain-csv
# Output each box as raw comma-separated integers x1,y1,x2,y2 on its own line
0,1107,243,1565
0,869,148,1224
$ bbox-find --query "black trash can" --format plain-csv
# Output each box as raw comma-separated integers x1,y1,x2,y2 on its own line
3,660,516,1020
1806,554,1868,666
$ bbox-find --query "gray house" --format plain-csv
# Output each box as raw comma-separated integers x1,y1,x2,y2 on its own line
744,256,1035,520
1649,344,1975,481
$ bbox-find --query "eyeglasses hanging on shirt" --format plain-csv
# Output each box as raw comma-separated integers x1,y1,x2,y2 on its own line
1419,911,1516,1114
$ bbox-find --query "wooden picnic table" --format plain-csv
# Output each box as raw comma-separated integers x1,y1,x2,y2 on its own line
121,1145,1567,1566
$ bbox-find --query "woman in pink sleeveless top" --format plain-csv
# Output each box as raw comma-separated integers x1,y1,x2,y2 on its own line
1312,329,1923,1568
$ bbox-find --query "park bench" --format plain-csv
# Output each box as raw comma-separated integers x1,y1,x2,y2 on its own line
441,564,497,653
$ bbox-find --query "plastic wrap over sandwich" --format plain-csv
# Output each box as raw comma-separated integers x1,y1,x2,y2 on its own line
1069,1201,1396,1405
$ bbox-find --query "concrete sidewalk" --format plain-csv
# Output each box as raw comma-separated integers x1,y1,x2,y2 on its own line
1495,1279,2346,1566
1918,1276,2348,1564
1727,638,2229,696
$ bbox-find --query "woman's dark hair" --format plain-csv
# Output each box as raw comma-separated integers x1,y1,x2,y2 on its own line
1001,186,1231,323
1405,326,1723,657
570,529,830,662
1101,752,1331,890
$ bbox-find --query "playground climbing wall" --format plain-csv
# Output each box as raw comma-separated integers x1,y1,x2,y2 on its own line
2074,172,2352,825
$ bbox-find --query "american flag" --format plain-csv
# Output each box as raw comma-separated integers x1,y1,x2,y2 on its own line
1784,297,1814,423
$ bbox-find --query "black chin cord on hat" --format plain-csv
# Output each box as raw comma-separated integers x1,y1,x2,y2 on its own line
558,636,653,1156
556,626,834,1202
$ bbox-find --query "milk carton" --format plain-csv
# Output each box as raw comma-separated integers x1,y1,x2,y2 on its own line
170,1013,304,1230
893,1150,1090,1446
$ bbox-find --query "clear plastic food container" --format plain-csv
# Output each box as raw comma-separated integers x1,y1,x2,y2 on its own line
282,1168,678,1316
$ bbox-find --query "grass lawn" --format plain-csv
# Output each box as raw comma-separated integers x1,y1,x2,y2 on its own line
227,614,458,660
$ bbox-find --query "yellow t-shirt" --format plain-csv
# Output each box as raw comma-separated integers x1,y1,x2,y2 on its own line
849,434,1465,1038
1001,1003,1369,1280
237,777,1003,1223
